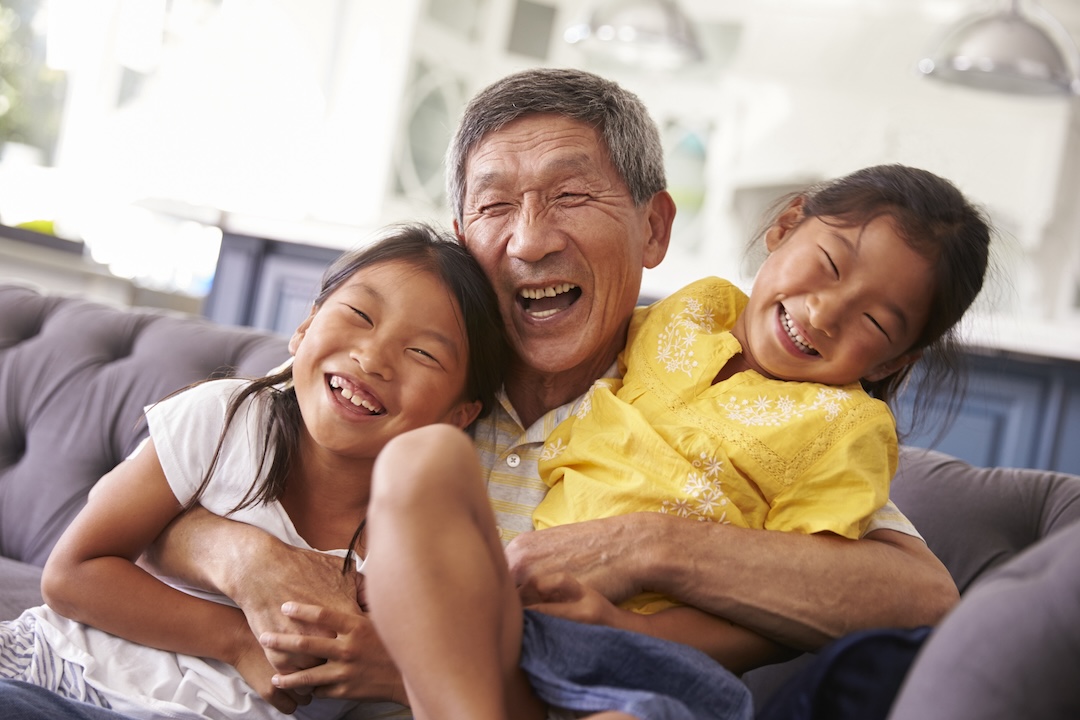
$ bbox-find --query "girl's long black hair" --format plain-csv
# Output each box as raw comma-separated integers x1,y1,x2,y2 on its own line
179,222,509,550
754,164,992,440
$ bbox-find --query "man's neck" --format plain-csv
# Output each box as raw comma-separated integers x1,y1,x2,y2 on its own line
505,361,606,428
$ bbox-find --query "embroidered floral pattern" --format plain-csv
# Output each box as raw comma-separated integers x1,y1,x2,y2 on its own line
719,386,853,426
540,437,565,462
661,452,729,522
656,297,716,377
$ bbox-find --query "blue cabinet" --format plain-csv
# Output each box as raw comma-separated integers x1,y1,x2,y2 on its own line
203,232,342,337
894,351,1080,474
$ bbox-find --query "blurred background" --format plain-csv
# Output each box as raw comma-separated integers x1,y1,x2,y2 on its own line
0,0,1078,358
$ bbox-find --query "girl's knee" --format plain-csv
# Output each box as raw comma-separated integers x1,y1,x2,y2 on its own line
372,424,478,505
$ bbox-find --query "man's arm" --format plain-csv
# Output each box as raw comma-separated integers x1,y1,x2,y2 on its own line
143,505,407,701
505,514,958,652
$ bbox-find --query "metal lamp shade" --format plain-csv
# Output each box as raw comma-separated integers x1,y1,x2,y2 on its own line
920,5,1080,96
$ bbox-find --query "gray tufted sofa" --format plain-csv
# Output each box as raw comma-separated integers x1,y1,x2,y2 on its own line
0,281,289,611
2,281,1079,718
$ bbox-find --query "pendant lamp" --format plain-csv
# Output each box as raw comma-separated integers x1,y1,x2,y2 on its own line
564,0,704,71
918,0,1080,96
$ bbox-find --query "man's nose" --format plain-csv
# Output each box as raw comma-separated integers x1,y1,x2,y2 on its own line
506,203,567,262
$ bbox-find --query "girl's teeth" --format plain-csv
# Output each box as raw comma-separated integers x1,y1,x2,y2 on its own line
329,375,384,413
782,311,816,354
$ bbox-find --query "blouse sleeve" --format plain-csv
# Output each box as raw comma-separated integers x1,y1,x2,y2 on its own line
764,399,898,539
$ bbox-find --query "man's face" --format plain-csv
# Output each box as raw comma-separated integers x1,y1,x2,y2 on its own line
456,114,671,381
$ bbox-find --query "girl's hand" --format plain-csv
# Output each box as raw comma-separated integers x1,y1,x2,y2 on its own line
260,602,407,704
518,572,627,629
231,542,363,675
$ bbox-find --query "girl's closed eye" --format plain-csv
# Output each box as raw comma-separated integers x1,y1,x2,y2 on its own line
821,248,839,278
865,314,891,340
346,305,373,324
408,347,443,367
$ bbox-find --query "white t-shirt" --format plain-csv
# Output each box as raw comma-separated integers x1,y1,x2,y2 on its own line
29,379,358,720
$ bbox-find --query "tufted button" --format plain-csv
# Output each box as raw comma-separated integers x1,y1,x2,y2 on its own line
506,453,521,468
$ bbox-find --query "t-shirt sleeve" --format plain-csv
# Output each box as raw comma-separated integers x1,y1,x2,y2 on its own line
144,379,248,506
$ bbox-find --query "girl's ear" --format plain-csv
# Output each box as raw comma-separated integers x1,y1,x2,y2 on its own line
864,349,923,383
765,198,806,252
446,399,483,430
288,308,317,355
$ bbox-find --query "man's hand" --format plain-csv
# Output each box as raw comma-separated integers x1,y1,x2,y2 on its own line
144,506,364,674
231,543,362,675
506,514,657,603
519,571,625,628
261,602,407,705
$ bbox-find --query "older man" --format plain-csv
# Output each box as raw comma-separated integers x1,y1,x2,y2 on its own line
0,68,957,717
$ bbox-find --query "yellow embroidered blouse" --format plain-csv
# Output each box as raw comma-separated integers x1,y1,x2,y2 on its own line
534,277,898,614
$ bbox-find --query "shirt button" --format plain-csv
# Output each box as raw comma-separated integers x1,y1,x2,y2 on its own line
506,453,521,468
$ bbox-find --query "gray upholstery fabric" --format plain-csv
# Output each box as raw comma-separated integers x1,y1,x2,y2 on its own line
0,555,42,621
891,446,1080,594
0,282,290,567
888,518,1080,719
741,446,1080,708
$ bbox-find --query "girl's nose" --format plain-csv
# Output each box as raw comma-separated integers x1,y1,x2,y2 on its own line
806,292,840,338
354,344,393,380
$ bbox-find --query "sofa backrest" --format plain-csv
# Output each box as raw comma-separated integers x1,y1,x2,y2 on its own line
893,446,1080,594
0,283,290,567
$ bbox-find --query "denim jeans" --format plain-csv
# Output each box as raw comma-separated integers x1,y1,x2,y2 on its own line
0,680,134,720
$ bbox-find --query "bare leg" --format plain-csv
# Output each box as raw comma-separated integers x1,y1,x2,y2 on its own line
365,424,545,720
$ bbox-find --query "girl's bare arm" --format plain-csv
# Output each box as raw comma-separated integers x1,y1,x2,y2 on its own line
40,441,300,712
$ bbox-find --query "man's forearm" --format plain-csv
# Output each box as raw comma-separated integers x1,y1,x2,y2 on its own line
142,505,268,596
506,513,959,652
634,516,959,650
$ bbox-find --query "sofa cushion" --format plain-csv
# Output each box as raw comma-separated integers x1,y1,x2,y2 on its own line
0,283,290,567
887,517,1080,719
0,555,42,621
891,446,1080,593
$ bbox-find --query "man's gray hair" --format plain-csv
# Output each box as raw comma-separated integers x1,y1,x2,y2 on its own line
446,68,667,226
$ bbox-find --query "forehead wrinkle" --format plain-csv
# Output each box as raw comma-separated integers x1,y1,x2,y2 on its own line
468,151,604,198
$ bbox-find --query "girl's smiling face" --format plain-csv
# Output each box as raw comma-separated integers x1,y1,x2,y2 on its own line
733,203,935,388
288,260,482,462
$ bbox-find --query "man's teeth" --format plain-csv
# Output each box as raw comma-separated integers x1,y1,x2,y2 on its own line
782,310,817,355
520,283,577,300
329,375,384,414
519,283,578,319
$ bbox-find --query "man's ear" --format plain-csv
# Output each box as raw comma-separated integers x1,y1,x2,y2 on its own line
288,309,316,355
643,190,676,269
765,198,806,252
447,399,483,430
864,349,923,383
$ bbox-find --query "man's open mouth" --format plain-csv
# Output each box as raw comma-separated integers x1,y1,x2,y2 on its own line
519,283,581,319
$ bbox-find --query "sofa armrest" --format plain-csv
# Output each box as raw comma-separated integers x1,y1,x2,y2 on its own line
892,446,1080,593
